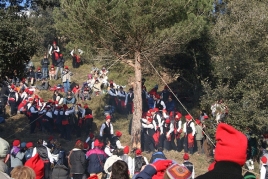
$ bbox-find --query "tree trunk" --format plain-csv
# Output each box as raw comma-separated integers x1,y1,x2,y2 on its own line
131,51,142,149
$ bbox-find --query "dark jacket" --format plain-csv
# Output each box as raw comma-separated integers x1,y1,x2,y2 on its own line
196,161,244,179
55,57,65,68
41,58,50,68
69,148,86,174
86,148,107,174
149,151,167,163
51,164,69,179
135,165,156,179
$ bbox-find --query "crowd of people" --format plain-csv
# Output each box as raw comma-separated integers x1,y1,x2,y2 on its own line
0,40,264,179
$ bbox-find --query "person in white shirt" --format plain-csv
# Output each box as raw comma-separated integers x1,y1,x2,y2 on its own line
104,139,113,157
260,156,268,179
120,146,134,177
100,115,114,142
111,130,124,149
163,119,174,151
104,149,122,179
183,114,196,154
141,117,156,152
174,112,183,152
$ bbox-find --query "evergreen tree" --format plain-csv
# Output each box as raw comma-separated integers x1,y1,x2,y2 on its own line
54,0,213,148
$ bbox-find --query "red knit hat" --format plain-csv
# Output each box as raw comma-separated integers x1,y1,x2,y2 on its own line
106,115,111,120
115,130,122,137
25,154,44,179
88,174,98,179
146,112,151,116
124,146,129,154
165,119,171,124
26,142,33,149
147,118,153,123
94,139,100,147
175,112,182,120
183,153,189,160
195,119,201,125
214,123,247,166
13,139,20,146
185,114,192,120
84,142,89,150
261,156,267,164
136,149,142,155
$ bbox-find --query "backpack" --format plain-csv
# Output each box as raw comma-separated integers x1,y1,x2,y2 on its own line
25,148,33,161
134,156,146,173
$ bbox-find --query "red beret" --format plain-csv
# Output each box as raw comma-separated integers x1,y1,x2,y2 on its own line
124,146,130,154
26,142,33,149
115,130,122,137
65,66,68,69
147,118,153,123
214,123,247,166
13,139,20,146
165,119,171,124
11,84,15,89
175,112,182,120
94,139,100,148
135,149,142,155
185,114,192,120
106,115,111,120
183,153,189,160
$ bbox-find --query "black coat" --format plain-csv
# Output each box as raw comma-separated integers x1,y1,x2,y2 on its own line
69,149,86,174
196,161,244,179
51,164,69,179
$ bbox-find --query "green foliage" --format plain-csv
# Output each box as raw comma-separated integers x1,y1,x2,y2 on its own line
0,9,38,77
200,0,268,136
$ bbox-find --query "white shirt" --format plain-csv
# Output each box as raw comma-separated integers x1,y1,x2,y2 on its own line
153,113,164,134
166,123,174,136
117,90,126,98
176,120,182,132
116,140,124,149
108,88,117,97
104,145,113,157
32,146,54,163
260,164,267,179
70,49,83,56
49,45,60,55
100,122,114,136
153,100,166,109
183,121,196,135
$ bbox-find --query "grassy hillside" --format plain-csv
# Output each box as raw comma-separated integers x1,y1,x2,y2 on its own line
0,57,215,176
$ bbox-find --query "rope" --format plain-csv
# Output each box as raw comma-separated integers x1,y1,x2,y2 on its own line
142,53,261,176
6,112,45,139
142,53,216,147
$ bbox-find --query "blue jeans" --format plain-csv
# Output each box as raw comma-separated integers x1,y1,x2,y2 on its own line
42,68,48,78
55,67,63,79
63,80,70,92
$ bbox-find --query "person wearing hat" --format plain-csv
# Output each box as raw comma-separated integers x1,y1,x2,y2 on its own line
182,153,195,178
174,112,183,152
25,142,34,161
86,139,107,178
35,67,43,81
132,149,149,175
100,115,114,142
183,114,196,154
25,153,45,179
40,54,50,78
196,123,248,179
141,117,156,153
125,88,134,115
49,65,55,80
49,41,60,66
195,119,204,155
260,155,268,179
153,93,166,110
120,146,134,177
162,119,174,151
10,139,25,170
149,147,167,163
55,53,65,80
152,107,164,147
111,130,124,149
62,66,73,93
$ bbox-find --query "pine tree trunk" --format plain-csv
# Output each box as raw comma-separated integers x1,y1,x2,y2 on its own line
131,51,142,149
